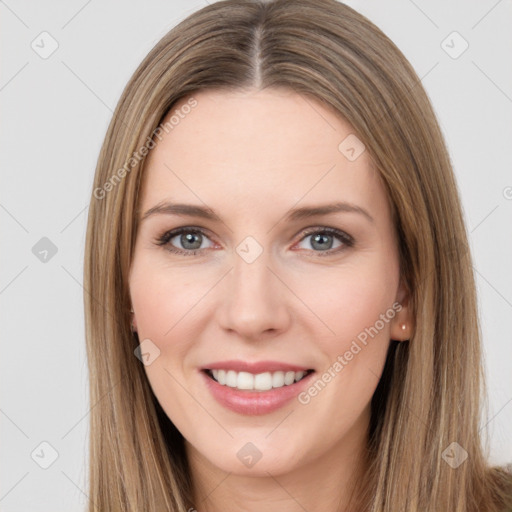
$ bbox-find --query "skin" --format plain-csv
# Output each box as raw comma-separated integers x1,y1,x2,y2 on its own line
129,88,412,512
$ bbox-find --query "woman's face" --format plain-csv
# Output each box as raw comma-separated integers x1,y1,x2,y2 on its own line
129,88,410,479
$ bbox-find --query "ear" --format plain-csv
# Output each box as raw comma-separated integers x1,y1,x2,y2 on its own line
389,278,413,342
131,306,138,332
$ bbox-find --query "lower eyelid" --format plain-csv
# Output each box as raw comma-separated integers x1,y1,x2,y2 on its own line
157,227,353,255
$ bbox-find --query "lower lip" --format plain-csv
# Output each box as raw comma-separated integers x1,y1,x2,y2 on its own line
200,370,315,415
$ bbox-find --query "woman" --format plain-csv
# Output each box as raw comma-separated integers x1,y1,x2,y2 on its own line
83,0,512,510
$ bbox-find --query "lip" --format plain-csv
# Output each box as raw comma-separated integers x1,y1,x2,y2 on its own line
201,360,313,373
200,365,315,416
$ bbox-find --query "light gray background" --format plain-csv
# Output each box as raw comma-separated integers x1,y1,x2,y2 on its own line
1,1,511,510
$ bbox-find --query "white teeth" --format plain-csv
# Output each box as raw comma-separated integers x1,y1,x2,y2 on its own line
237,371,254,390
284,371,295,385
226,370,237,387
294,371,305,382
272,371,285,388
208,369,310,391
254,372,273,390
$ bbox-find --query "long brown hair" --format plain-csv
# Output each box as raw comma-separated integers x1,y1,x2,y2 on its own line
83,0,512,510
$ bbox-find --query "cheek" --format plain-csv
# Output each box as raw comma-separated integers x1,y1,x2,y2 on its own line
131,246,398,358
292,256,397,408
292,256,398,347
291,270,395,443
129,256,201,362
129,258,204,422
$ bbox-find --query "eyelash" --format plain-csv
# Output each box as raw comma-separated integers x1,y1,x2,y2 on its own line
154,226,354,257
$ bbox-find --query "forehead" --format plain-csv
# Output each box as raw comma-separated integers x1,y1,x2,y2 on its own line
140,88,384,218
156,87,365,167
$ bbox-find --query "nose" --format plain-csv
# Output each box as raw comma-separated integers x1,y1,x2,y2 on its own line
216,249,291,341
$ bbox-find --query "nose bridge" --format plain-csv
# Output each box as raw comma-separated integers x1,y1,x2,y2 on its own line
217,241,290,337
232,245,271,298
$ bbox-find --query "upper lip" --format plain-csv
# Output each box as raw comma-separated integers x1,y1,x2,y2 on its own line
201,360,314,374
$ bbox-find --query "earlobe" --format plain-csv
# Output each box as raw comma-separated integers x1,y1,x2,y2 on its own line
391,279,413,342
391,311,412,342
130,306,138,333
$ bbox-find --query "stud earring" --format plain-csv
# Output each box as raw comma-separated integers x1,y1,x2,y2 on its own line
401,323,406,331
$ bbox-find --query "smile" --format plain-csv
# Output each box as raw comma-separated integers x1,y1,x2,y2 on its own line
205,369,314,391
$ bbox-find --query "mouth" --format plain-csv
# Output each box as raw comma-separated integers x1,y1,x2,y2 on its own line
202,368,315,392
199,360,317,415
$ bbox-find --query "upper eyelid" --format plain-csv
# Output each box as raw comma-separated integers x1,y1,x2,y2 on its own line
159,225,353,250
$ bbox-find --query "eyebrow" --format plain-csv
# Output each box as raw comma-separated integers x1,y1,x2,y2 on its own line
141,201,374,224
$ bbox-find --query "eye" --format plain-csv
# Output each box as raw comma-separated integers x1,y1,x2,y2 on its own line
155,226,354,257
155,227,214,256
295,227,354,256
